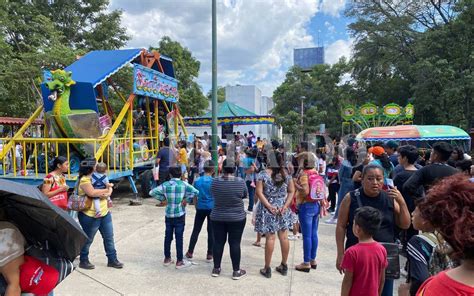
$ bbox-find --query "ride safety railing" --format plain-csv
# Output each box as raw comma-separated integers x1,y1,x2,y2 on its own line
0,135,158,180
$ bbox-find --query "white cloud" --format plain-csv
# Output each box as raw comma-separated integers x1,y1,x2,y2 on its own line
319,0,347,17
325,39,353,64
324,21,336,33
110,0,319,96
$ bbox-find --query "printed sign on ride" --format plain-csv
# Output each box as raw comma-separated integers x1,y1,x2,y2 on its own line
133,64,179,103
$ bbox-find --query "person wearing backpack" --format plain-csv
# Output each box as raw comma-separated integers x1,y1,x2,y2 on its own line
415,175,474,296
294,152,326,272
398,206,438,296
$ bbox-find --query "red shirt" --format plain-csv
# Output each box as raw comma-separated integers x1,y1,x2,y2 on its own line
341,242,388,296
417,270,474,296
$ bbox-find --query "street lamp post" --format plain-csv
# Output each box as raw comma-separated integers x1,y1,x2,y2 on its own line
211,0,218,170
300,95,305,141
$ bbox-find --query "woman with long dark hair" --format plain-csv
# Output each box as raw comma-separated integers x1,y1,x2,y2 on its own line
255,151,295,278
77,158,123,270
42,156,69,210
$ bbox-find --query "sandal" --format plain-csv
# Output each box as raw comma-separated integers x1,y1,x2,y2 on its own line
295,263,311,273
260,267,271,278
275,263,288,276
310,260,317,269
252,242,261,247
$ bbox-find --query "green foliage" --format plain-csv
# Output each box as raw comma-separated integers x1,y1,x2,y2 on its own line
0,0,128,117
272,60,350,137
206,86,226,103
150,36,208,117
273,0,473,136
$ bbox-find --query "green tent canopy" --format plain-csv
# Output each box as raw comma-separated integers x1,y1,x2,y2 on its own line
184,101,274,126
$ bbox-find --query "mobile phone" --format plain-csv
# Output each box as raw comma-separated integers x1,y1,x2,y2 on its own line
386,179,394,188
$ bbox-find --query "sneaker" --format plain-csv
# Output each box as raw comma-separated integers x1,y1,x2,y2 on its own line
211,267,221,277
206,254,213,263
325,217,337,224
176,260,192,269
79,260,95,270
232,269,247,280
185,251,193,260
107,260,124,269
163,258,174,266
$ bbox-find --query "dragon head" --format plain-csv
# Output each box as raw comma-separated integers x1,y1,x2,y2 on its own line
46,70,75,101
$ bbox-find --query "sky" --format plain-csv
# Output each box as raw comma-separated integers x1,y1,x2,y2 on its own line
109,0,353,97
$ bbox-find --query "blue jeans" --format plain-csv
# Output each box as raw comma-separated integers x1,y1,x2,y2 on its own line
382,278,394,296
246,180,255,211
165,215,185,261
78,212,117,263
298,202,320,263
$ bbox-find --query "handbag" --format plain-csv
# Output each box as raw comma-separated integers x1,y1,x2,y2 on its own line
48,175,68,210
354,190,401,279
67,179,90,211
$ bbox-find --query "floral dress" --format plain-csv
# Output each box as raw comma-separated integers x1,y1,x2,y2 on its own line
254,170,292,233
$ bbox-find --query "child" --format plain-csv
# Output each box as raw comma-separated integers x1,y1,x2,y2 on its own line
176,140,188,177
341,206,388,296
185,160,215,262
91,162,113,218
149,166,199,269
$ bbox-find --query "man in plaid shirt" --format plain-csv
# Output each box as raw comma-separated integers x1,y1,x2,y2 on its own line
150,166,199,269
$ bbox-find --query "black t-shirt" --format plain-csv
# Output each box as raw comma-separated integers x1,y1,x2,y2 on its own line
345,189,395,249
351,164,364,189
394,169,421,212
403,163,458,198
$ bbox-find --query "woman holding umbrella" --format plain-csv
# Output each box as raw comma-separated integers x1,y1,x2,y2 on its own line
77,158,123,270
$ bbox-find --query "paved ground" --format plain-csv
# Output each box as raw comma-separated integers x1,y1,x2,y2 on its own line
55,184,401,296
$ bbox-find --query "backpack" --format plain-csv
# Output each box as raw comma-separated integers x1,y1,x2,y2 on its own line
417,232,459,276
305,170,326,202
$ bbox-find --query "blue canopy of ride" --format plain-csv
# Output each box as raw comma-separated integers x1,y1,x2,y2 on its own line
41,48,176,112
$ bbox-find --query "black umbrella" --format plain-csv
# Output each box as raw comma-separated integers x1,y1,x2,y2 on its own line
0,179,87,261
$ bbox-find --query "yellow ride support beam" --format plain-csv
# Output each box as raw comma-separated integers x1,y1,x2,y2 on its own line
94,94,135,161
154,100,160,152
0,105,43,159
145,97,154,151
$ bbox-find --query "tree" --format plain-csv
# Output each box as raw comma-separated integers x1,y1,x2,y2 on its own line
0,0,130,117
272,60,352,137
151,36,208,116
206,86,226,103
345,0,472,130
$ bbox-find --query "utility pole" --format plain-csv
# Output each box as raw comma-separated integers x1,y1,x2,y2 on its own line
211,0,218,169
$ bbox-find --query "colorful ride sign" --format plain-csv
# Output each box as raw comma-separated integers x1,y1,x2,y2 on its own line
133,64,179,103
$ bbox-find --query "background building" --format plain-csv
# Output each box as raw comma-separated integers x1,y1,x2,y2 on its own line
225,85,277,140
293,47,325,71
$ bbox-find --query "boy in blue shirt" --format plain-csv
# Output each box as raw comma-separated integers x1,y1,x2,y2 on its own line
149,166,199,269
185,160,215,262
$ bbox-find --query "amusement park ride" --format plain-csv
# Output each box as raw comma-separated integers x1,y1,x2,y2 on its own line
0,48,187,199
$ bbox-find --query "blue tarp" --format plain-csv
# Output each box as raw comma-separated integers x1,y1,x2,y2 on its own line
42,49,176,112
65,48,144,87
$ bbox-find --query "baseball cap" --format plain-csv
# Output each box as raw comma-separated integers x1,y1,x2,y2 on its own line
368,146,385,157
20,255,59,296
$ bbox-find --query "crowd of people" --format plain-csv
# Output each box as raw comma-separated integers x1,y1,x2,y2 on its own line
145,130,473,295
1,129,473,295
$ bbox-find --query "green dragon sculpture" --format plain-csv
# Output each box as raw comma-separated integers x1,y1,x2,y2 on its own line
46,69,101,157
